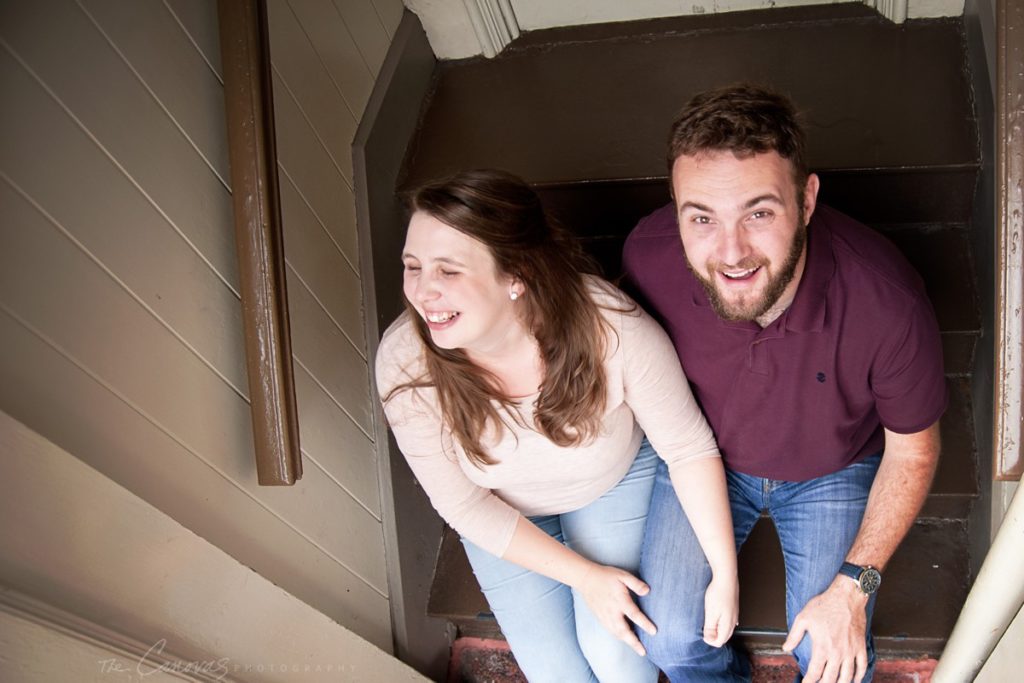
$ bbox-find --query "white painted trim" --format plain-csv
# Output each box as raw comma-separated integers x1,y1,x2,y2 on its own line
0,588,213,682
866,0,910,22
463,0,520,58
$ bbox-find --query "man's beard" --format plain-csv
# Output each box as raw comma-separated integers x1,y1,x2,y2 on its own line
688,221,807,322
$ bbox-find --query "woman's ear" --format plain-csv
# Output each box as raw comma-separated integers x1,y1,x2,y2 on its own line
509,279,525,301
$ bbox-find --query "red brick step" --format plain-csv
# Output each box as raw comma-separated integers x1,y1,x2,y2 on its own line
447,637,938,683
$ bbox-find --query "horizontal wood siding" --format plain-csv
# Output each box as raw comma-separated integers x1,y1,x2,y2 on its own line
0,411,427,682
0,0,403,649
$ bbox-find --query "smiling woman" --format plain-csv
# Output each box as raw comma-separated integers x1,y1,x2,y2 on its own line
401,211,524,356
374,169,740,680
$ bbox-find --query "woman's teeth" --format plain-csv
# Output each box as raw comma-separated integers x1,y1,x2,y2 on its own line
426,311,459,323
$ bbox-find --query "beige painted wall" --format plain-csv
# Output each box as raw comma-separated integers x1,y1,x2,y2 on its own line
0,410,427,682
0,0,403,652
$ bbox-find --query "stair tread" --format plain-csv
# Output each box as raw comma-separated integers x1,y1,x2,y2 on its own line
431,513,969,655
404,10,976,189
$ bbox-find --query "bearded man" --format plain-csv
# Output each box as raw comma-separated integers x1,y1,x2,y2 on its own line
623,84,946,683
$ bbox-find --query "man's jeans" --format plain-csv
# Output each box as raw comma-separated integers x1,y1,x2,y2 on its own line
638,454,882,683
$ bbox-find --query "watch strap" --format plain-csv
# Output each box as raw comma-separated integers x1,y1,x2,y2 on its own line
838,561,881,594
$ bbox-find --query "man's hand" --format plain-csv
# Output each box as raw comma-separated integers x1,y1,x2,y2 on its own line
782,577,869,683
703,573,739,647
577,563,658,656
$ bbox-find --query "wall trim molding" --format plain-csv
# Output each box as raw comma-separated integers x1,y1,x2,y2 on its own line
0,587,227,682
994,0,1024,481
865,0,910,23
463,0,520,58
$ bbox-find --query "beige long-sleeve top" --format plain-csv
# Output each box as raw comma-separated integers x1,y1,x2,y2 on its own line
375,279,720,558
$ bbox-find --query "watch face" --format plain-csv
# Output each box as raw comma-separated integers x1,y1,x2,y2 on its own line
860,568,882,594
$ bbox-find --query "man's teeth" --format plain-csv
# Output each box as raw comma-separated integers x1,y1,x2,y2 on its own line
426,311,459,323
723,268,757,280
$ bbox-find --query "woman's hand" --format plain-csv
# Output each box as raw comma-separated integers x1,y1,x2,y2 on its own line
702,572,739,647
576,563,657,656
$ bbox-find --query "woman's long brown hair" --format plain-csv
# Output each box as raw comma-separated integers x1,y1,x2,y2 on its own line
383,169,611,466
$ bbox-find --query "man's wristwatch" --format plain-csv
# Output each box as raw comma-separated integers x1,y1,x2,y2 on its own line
838,562,882,595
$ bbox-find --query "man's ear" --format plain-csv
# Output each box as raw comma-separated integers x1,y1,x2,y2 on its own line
803,173,821,222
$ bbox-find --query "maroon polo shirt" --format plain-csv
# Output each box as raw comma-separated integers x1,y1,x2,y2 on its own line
623,203,947,481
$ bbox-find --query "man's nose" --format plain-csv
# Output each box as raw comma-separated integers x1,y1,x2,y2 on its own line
716,226,751,266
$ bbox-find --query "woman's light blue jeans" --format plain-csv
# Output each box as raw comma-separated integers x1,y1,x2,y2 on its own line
637,453,882,683
460,440,661,683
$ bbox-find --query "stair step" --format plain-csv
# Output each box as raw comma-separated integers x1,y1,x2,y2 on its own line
431,510,970,655
447,637,939,682
736,517,969,656
534,170,978,246
925,377,978,517
404,8,975,190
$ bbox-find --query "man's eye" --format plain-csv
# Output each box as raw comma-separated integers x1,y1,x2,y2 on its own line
751,210,773,220
692,216,711,225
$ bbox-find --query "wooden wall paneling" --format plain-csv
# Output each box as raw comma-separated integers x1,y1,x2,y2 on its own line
288,0,374,117
80,0,231,185
165,0,224,79
294,365,381,517
0,180,387,594
272,69,361,274
371,0,405,39
0,414,410,667
266,0,358,182
286,267,374,432
330,0,391,75
0,313,393,650
0,0,239,287
280,176,365,352
0,51,248,396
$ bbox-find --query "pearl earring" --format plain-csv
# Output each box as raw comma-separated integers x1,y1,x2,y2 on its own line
509,290,519,301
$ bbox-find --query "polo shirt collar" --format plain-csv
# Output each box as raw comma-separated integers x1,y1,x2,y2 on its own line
783,209,834,333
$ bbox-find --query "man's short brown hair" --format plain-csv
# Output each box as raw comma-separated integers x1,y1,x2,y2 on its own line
667,84,808,188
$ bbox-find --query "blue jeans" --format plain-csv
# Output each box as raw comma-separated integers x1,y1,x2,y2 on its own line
461,440,661,683
638,454,882,683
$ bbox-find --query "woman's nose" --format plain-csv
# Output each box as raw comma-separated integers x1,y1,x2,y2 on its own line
413,273,441,303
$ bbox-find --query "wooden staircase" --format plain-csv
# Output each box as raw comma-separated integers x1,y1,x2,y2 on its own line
397,2,984,673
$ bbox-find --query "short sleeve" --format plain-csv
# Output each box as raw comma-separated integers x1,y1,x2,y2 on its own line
870,294,947,434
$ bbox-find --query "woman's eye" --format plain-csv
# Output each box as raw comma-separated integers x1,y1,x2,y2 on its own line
403,264,420,274
441,270,459,278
